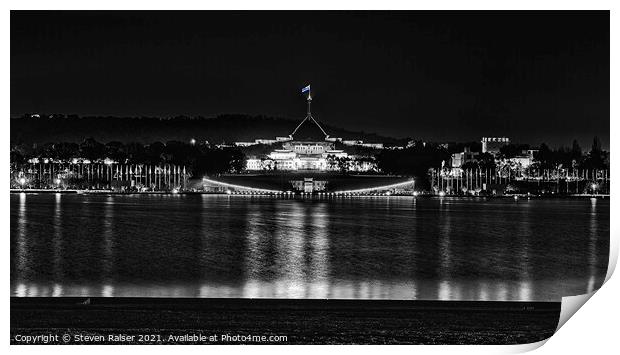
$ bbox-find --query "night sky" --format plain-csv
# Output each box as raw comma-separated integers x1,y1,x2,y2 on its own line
11,11,609,149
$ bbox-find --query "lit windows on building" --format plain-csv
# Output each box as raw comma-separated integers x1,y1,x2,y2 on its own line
243,93,378,172
481,137,510,154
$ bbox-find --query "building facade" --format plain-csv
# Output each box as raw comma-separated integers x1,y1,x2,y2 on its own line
481,137,510,154
450,147,479,168
245,96,377,172
290,177,327,193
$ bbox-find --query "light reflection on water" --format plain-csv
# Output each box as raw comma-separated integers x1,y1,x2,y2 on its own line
587,198,599,294
102,196,114,282
16,193,27,283
10,194,610,301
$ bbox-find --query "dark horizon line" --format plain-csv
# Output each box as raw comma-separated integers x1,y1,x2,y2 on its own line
10,111,609,151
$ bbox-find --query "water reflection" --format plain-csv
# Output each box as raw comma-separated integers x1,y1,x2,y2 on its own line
478,282,490,301
438,200,453,293
102,284,114,297
587,198,599,294
52,284,63,297
274,202,306,298
496,282,508,302
244,203,264,281
308,203,329,298
10,195,610,301
102,196,114,283
16,193,27,282
517,202,533,301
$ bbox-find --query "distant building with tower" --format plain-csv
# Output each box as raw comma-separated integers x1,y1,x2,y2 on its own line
481,137,510,155
245,86,378,172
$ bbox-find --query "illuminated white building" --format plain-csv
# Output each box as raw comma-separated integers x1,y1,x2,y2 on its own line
481,137,510,154
245,93,376,172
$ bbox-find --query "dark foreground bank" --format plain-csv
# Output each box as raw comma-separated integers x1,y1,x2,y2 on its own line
10,298,560,345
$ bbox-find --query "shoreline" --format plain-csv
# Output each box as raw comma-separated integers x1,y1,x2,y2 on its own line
11,297,560,345
8,188,610,198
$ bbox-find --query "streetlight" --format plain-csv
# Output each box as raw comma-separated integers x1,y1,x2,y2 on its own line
190,138,196,146
19,177,26,189
591,183,598,195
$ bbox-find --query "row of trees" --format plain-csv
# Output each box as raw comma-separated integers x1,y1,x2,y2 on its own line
451,138,609,170
11,138,245,175
11,137,609,179
450,139,609,171
377,141,450,176
533,138,608,170
375,138,609,188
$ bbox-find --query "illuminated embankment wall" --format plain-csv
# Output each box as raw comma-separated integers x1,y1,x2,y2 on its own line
203,174,414,194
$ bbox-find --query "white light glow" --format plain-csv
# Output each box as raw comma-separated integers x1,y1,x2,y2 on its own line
332,179,414,195
203,177,283,194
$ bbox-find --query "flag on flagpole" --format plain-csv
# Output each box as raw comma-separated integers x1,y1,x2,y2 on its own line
301,85,311,94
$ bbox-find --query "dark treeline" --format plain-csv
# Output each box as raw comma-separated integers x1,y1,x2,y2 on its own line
377,138,609,189
11,138,245,176
497,138,609,170
11,136,609,182
378,141,450,177
10,111,609,182
533,138,608,170
10,114,403,146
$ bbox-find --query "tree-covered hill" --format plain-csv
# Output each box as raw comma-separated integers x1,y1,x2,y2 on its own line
11,114,405,146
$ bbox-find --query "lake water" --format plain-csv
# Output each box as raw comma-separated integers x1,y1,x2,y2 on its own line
10,193,609,301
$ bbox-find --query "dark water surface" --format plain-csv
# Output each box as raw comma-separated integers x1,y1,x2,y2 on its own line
10,193,609,301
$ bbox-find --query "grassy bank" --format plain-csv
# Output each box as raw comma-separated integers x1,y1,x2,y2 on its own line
11,297,560,345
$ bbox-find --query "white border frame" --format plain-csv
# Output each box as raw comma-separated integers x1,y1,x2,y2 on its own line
3,2,617,354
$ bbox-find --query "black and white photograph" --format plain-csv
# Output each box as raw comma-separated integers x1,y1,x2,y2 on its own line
8,8,612,347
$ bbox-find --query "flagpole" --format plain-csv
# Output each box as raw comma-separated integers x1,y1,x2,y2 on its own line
306,87,312,117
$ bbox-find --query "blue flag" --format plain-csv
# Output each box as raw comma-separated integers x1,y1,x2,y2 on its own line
301,85,310,94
